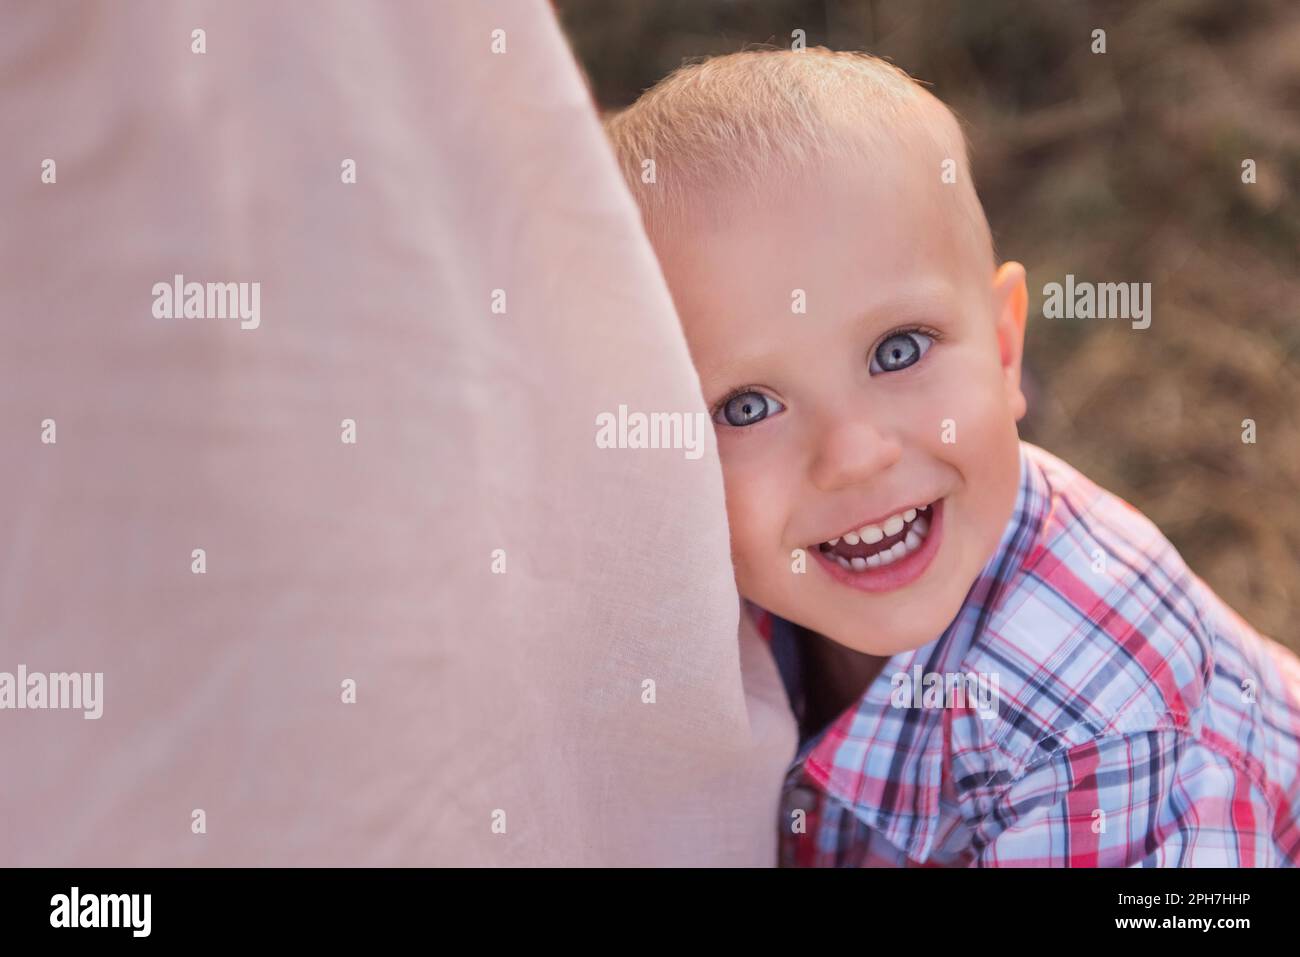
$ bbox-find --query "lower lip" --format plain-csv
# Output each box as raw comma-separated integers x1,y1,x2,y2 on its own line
811,498,945,594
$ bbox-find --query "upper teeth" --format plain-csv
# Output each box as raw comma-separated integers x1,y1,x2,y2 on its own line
822,504,935,571
824,504,929,547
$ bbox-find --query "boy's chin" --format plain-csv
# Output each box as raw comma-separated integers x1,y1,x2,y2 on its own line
740,584,938,655
797,610,943,658
741,575,954,655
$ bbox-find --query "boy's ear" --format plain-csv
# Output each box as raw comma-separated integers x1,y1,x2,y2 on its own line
992,262,1029,422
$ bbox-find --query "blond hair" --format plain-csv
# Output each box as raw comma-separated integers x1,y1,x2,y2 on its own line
604,47,994,265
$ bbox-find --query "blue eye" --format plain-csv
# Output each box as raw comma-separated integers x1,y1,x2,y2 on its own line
714,390,785,428
869,329,935,375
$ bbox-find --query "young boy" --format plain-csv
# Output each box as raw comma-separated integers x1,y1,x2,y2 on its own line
605,49,1300,866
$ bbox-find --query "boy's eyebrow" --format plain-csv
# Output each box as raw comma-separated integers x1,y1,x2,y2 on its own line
856,279,962,324
696,349,776,392
697,279,962,393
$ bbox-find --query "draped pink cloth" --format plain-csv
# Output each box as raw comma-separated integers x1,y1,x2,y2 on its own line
0,0,796,865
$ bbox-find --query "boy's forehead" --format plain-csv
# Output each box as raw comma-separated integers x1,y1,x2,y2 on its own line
668,203,962,349
665,141,988,292
684,268,962,385
659,149,989,378
657,105,992,285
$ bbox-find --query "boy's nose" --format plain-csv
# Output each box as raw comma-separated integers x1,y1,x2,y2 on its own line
809,417,902,492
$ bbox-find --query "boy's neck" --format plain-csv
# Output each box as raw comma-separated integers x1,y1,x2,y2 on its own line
798,628,891,735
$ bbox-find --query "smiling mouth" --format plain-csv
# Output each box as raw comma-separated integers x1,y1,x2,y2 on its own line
814,501,937,571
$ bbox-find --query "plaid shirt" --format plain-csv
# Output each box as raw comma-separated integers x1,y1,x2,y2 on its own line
752,440,1300,866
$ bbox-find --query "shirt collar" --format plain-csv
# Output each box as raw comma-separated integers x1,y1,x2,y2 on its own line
759,440,1055,862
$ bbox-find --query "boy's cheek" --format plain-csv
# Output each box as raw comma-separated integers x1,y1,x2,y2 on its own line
726,529,781,611
931,372,1011,453
723,484,777,564
721,469,790,584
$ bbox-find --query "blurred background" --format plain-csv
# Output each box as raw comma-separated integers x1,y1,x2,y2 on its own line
557,0,1300,649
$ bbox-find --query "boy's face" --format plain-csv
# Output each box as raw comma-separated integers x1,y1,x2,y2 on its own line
656,140,1030,656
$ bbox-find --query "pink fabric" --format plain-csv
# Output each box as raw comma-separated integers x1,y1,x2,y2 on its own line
0,0,796,865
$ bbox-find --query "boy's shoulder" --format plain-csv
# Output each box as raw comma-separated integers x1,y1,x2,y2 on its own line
952,441,1300,786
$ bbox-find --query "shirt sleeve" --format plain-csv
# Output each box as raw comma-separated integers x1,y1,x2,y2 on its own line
966,729,1278,866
